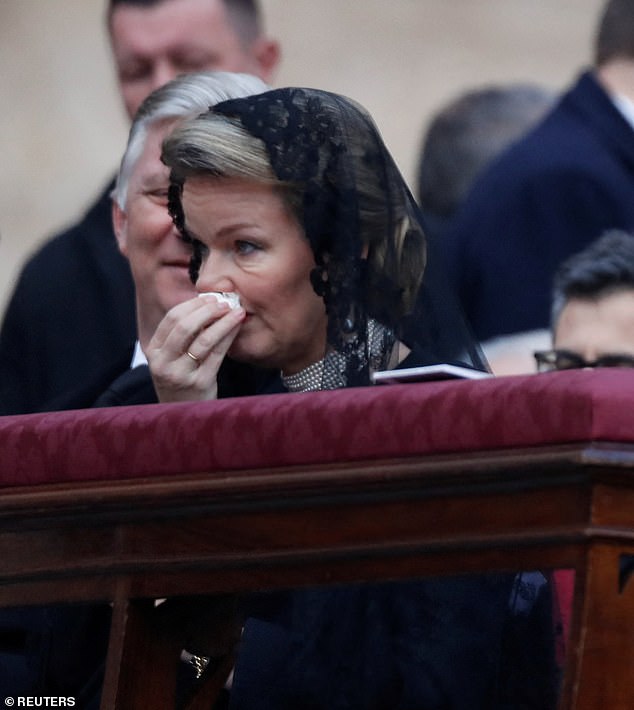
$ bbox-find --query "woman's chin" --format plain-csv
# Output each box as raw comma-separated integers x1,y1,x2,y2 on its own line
228,340,269,369
229,347,287,373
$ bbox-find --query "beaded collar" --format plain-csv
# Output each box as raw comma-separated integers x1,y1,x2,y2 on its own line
281,319,390,393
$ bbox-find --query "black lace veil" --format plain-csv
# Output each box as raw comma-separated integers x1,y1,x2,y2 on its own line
166,87,486,386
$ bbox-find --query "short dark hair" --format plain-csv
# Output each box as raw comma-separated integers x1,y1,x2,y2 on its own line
595,0,634,65
417,84,553,220
107,0,262,44
551,229,634,328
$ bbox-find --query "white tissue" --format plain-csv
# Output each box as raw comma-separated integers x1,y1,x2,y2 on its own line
199,291,241,309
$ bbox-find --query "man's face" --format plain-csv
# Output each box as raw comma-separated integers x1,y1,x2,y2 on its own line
113,120,194,347
110,0,277,118
554,289,634,364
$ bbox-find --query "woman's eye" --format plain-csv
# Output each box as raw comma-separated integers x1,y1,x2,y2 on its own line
235,240,260,255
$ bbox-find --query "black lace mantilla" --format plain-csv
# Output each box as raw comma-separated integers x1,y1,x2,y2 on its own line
168,87,486,385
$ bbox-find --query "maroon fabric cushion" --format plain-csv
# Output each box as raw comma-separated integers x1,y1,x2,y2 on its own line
1,369,633,488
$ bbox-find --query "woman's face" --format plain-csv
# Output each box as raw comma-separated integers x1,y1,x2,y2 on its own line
181,176,328,374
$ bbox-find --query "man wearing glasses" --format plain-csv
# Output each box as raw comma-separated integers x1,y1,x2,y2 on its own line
533,228,634,670
535,229,634,372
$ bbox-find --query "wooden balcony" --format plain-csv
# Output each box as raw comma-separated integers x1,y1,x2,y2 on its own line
1,370,633,708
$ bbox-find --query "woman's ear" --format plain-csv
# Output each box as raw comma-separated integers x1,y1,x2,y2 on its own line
111,200,129,257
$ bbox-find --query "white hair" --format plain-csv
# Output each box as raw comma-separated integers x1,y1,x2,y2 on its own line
112,71,269,209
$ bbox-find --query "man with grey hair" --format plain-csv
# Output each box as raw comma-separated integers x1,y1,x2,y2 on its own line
0,69,269,703
0,0,279,415
94,69,270,406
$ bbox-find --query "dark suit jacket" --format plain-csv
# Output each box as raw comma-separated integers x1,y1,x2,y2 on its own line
0,182,136,415
92,364,157,407
90,357,271,409
441,70,634,341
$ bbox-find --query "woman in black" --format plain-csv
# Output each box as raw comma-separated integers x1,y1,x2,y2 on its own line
148,87,558,709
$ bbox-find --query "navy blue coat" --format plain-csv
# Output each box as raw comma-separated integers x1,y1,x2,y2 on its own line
440,71,634,341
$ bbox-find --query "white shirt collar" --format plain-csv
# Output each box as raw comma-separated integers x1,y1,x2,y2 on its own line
130,340,148,368
612,93,634,131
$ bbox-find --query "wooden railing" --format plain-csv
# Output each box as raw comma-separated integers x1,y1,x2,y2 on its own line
1,370,634,709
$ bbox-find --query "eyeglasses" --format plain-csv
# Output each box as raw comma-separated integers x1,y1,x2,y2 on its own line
534,349,634,372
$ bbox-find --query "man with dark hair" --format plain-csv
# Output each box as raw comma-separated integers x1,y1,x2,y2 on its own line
0,0,279,415
529,228,634,688
108,0,278,118
535,229,634,372
440,0,634,342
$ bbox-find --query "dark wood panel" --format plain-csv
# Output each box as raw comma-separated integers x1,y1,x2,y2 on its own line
2,440,634,708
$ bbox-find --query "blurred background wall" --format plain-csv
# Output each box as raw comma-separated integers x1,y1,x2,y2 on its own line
0,0,604,314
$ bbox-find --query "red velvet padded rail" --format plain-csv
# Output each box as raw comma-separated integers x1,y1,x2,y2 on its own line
1,370,633,488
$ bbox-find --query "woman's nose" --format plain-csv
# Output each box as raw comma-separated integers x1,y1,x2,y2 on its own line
195,254,235,294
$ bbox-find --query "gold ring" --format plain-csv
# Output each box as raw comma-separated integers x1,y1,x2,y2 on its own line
186,350,199,363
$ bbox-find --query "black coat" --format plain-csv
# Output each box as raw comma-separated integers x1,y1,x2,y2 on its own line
228,351,558,710
0,183,136,702
0,182,136,414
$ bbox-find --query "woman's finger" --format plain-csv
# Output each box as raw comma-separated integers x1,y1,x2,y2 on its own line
150,296,229,353
185,306,245,362
148,297,245,403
